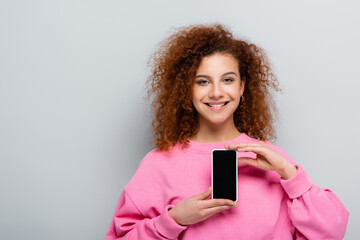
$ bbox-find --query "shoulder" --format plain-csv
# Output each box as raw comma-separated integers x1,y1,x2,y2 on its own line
123,149,170,197
122,146,186,209
138,146,179,169
125,146,181,187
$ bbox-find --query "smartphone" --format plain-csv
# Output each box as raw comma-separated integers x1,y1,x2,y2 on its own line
211,149,238,202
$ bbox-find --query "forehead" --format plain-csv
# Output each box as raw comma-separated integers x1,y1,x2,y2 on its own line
196,53,239,74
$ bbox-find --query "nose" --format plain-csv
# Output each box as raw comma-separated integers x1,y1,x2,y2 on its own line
209,83,224,99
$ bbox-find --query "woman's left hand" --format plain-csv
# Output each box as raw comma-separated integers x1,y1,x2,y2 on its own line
225,141,297,180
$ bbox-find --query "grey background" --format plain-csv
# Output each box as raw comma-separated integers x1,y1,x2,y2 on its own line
0,0,359,239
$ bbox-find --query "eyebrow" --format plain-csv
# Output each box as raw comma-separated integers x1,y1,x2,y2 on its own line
195,71,238,78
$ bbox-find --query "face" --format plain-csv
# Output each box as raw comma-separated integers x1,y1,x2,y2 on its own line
192,53,245,127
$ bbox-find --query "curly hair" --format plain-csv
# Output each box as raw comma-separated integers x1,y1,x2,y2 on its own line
147,24,280,151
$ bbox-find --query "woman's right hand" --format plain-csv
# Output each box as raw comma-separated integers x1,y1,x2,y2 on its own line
168,187,238,226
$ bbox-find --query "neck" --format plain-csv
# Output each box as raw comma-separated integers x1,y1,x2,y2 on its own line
190,118,241,143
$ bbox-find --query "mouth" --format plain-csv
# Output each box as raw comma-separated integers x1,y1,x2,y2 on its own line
205,101,229,107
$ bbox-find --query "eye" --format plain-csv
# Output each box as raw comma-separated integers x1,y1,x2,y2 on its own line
196,79,210,86
223,78,234,83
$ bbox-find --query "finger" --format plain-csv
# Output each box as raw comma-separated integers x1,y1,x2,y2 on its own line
238,157,259,167
193,187,212,200
225,144,263,158
235,145,268,156
201,205,235,219
202,198,238,208
225,145,264,155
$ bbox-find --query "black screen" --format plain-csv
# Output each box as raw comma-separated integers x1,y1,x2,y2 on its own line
212,150,237,201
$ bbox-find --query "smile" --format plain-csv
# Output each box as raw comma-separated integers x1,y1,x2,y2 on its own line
205,101,229,108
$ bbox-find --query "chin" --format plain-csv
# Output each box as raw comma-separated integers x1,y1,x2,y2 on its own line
203,117,232,126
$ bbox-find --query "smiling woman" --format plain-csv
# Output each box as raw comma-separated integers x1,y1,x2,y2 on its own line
146,24,280,151
106,24,349,239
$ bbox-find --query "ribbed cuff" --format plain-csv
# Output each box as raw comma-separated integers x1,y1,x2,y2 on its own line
280,165,313,199
154,205,188,239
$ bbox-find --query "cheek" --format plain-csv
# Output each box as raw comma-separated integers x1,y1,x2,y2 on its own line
226,86,241,100
191,87,205,101
191,92,200,109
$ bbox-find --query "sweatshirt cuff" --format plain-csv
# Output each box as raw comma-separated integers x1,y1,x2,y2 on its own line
280,164,313,199
155,205,188,239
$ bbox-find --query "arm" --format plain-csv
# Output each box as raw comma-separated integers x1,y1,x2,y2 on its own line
281,164,349,240
225,141,349,239
106,150,238,240
106,190,188,240
106,188,238,240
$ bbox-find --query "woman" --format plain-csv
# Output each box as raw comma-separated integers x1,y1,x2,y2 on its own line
106,24,349,239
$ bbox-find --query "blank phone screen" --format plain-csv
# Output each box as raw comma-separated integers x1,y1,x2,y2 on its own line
212,150,237,201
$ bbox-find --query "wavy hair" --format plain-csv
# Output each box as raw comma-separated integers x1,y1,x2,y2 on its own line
147,24,280,151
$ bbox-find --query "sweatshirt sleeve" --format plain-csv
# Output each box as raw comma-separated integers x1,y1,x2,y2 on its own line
106,190,188,240
280,164,349,239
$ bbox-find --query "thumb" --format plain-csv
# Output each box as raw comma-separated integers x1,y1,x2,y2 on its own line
193,187,212,200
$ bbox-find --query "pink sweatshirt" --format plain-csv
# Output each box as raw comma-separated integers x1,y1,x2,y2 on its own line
106,134,349,239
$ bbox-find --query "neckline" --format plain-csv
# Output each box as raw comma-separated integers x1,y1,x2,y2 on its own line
183,133,251,153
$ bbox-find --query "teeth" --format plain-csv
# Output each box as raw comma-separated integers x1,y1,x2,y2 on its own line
209,103,226,107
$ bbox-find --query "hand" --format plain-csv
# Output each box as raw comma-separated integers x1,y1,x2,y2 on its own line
225,141,297,180
168,187,238,226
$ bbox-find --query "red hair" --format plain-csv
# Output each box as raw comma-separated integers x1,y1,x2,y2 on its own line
147,24,280,151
